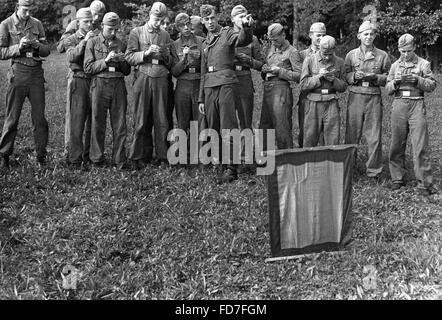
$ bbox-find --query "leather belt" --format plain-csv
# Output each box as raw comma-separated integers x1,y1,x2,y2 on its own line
234,65,250,71
395,90,424,98
146,57,165,66
356,81,378,88
312,88,337,94
207,66,232,73
184,67,201,74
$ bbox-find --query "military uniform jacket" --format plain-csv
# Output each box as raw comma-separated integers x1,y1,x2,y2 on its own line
385,54,436,99
57,19,101,53
233,35,264,76
171,33,204,81
0,12,50,66
344,46,391,95
300,51,347,101
64,30,91,77
261,39,301,83
298,46,318,63
84,32,131,78
198,24,253,103
125,23,176,78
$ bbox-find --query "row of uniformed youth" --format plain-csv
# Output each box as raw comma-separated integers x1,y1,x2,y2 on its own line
0,1,437,194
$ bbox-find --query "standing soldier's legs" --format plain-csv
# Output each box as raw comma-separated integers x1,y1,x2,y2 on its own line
166,75,175,130
83,104,92,163
69,77,91,165
363,95,383,177
259,83,274,151
297,95,307,147
235,75,255,165
27,69,49,161
0,72,28,158
129,72,152,163
345,92,366,172
175,79,193,132
235,75,254,130
323,100,340,146
152,77,170,162
303,100,323,147
90,78,110,165
109,78,128,167
271,83,293,149
408,100,432,190
389,99,409,185
204,86,221,164
64,71,73,158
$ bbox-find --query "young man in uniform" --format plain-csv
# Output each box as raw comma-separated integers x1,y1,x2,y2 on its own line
64,8,96,168
0,0,50,171
259,23,301,151
84,12,131,169
385,34,437,196
198,4,254,183
344,21,391,178
190,15,205,38
171,12,204,166
295,22,326,147
231,5,264,174
57,0,106,161
300,35,347,147
125,2,177,169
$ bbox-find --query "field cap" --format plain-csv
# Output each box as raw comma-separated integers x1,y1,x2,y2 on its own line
150,2,168,18
231,5,247,17
200,4,216,18
102,12,120,27
359,20,376,33
398,33,415,48
190,15,202,25
90,0,106,13
18,0,33,6
76,8,93,20
267,23,284,38
310,22,326,33
320,35,336,52
175,12,190,25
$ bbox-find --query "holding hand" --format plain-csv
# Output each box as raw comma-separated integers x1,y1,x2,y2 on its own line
402,73,417,84
241,14,254,27
105,51,117,63
85,31,96,42
354,70,365,80
199,103,205,115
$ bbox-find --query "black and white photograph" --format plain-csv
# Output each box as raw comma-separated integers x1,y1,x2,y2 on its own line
0,0,440,307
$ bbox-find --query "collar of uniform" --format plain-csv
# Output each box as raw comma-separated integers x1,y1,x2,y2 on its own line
316,51,336,66
76,29,86,39
310,46,319,54
399,53,418,66
279,40,290,52
99,32,108,44
13,12,32,29
145,23,160,33
207,25,222,39
357,45,377,61
179,32,197,45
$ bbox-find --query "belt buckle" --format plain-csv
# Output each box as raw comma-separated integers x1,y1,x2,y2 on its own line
208,66,214,72
108,67,116,72
152,59,159,65
321,89,329,95
235,65,243,71
26,52,33,58
189,67,196,74
402,91,411,97
362,81,370,87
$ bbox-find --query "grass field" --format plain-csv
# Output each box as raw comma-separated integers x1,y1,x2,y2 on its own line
0,52,441,300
